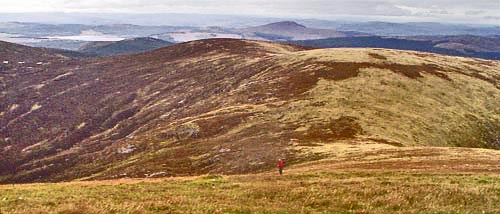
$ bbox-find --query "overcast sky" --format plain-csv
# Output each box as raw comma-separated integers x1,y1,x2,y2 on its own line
1,0,499,25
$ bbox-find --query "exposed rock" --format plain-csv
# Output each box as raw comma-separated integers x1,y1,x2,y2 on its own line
117,144,137,154
145,171,167,178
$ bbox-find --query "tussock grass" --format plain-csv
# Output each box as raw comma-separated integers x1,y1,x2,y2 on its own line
1,172,498,213
1,145,500,214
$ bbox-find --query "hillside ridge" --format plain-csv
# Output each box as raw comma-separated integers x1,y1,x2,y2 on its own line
78,37,174,56
0,39,499,183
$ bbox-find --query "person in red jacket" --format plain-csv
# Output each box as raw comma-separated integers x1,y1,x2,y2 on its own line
278,159,284,175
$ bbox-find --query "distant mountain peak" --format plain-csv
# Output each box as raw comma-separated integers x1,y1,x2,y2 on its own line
262,21,307,29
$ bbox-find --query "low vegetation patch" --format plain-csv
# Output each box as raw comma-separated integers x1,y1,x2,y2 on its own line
1,155,500,214
299,116,363,141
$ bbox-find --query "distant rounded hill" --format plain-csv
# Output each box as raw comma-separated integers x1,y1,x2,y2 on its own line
258,21,308,30
0,39,499,183
239,21,368,40
78,37,174,56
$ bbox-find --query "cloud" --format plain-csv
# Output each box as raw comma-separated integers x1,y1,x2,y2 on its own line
49,0,414,17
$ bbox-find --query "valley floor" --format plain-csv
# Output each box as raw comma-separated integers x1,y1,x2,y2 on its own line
1,143,500,214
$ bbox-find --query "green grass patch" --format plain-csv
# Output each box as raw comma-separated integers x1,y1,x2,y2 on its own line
1,171,500,214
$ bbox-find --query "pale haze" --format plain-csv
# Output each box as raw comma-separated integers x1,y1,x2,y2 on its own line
0,0,499,25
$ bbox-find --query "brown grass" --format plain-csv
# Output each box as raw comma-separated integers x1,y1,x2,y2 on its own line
297,116,363,141
1,145,500,214
1,41,499,183
368,53,388,60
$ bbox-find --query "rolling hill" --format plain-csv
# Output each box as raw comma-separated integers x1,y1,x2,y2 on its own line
78,37,174,56
238,21,368,41
0,40,68,62
289,36,500,60
0,39,499,183
335,21,500,36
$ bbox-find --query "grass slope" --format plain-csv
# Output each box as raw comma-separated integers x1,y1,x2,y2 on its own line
1,39,499,183
1,144,500,213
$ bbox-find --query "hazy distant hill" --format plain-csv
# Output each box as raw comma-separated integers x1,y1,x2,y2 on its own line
22,40,88,51
0,22,189,50
79,37,174,56
0,22,192,38
151,26,244,43
153,21,367,43
411,35,500,53
289,36,500,60
238,21,367,41
1,39,498,183
2,21,500,51
335,22,500,36
1,12,500,35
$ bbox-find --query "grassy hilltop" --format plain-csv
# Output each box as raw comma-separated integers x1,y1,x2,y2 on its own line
1,38,499,213
1,39,499,183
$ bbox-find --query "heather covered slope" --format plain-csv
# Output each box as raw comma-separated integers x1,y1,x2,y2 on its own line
0,41,69,69
0,39,499,183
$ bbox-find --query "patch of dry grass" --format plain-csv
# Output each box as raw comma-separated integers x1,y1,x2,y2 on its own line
1,145,500,214
266,49,500,148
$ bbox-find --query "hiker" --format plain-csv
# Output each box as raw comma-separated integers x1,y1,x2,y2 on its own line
278,159,284,175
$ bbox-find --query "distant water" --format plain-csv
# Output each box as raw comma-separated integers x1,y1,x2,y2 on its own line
0,33,43,43
1,31,125,43
48,35,124,42
167,32,243,42
47,30,125,42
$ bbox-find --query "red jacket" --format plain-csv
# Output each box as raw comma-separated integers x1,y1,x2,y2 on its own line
278,160,284,168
